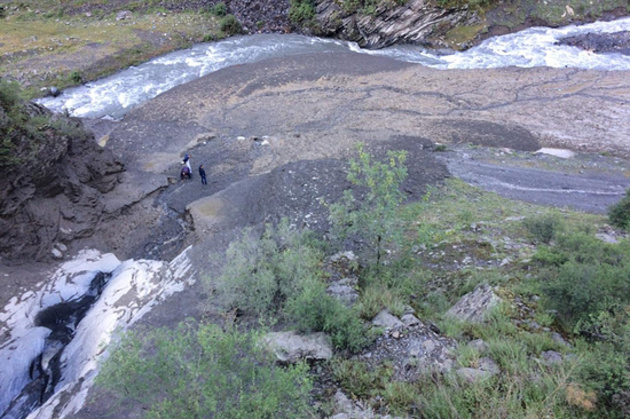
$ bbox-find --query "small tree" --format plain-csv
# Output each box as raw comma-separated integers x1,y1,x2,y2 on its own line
329,143,408,269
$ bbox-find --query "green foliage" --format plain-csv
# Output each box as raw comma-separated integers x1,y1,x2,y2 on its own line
69,70,83,84
609,189,630,230
214,219,323,318
288,0,315,25
210,2,227,17
523,214,563,244
332,359,391,398
219,14,241,35
329,143,408,268
535,232,630,332
97,322,314,418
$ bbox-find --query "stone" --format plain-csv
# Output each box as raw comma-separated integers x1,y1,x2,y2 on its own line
445,284,501,323
456,367,494,383
371,310,404,330
468,339,489,353
262,331,332,364
535,148,575,159
401,314,421,327
116,10,132,21
541,350,563,365
327,280,359,306
551,332,570,348
478,357,500,374
51,248,63,259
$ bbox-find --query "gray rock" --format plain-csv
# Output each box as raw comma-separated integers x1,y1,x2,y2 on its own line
262,331,332,364
327,280,359,306
478,357,500,374
445,284,501,323
401,313,421,327
51,248,63,259
116,10,132,20
468,339,489,353
456,367,494,383
371,310,404,330
541,350,563,365
551,332,571,348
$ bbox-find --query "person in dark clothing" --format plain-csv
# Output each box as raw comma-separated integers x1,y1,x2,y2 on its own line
199,164,207,185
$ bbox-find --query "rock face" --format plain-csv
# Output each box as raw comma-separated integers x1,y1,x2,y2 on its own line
314,0,474,48
557,31,630,55
0,104,124,262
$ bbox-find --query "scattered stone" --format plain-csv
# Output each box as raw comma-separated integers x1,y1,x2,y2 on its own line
445,284,501,323
371,310,404,330
541,350,563,365
456,367,494,383
262,331,332,364
48,86,60,97
391,330,401,339
551,332,571,348
401,314,421,327
51,248,63,259
55,243,67,252
535,148,575,159
596,233,619,244
116,10,132,21
327,278,359,306
468,339,489,353
478,357,500,374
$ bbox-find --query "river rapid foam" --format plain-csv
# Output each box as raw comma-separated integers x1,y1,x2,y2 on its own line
37,17,630,120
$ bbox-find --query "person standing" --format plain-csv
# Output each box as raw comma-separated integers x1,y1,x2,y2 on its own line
199,164,207,185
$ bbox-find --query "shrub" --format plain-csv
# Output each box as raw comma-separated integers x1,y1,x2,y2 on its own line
211,1,227,16
523,214,563,244
97,322,314,418
212,220,323,318
329,143,408,269
609,189,630,230
288,0,315,25
536,232,630,333
219,14,242,35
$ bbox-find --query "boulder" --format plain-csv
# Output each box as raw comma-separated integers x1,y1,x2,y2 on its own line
456,367,494,383
445,284,501,323
371,310,404,330
262,331,332,364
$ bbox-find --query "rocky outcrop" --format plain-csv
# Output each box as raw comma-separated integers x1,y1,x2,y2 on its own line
0,104,124,262
445,284,501,323
557,31,630,55
314,0,475,48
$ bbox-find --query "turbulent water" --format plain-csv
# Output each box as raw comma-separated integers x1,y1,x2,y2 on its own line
37,17,630,120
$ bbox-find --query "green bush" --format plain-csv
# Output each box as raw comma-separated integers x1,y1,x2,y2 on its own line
213,220,323,318
523,214,563,244
609,189,630,230
288,0,316,24
97,322,314,418
536,232,630,332
219,14,242,35
211,1,227,16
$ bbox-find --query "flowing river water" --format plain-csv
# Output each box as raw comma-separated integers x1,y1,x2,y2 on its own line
37,17,630,120
2,17,629,419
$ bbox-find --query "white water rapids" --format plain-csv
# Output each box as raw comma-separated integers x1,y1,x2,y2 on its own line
37,17,630,120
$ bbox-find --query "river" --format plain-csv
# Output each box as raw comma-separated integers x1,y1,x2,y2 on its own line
37,17,630,120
